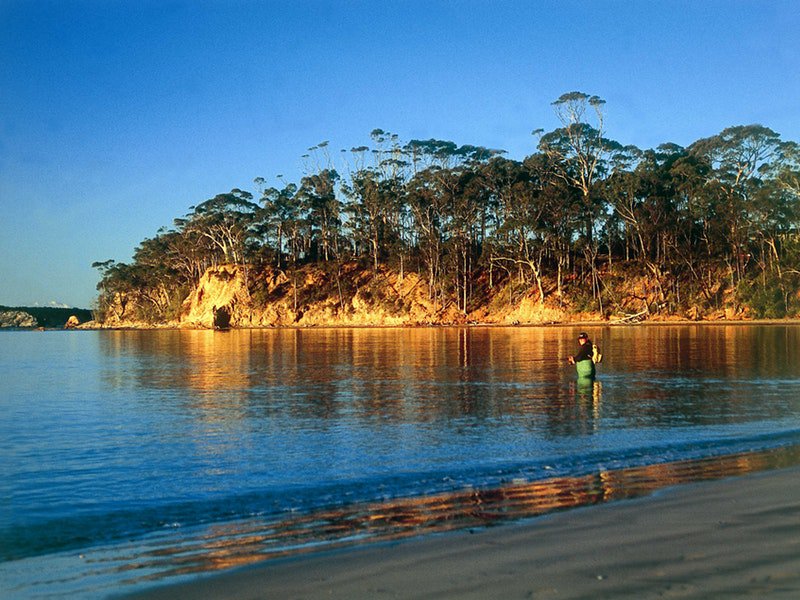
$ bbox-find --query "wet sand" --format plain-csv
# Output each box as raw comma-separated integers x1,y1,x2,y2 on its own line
125,466,800,599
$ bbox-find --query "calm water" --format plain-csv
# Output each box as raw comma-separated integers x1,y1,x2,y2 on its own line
2,325,800,598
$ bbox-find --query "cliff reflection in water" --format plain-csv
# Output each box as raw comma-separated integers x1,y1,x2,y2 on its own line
102,444,800,583
75,325,800,589
99,327,582,422
97,325,799,436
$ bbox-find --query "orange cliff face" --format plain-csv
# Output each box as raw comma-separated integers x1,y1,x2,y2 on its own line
179,264,473,328
180,265,257,328
103,261,785,330
174,263,569,329
94,262,575,329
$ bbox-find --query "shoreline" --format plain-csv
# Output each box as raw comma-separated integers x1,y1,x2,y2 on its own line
64,316,800,331
123,466,800,599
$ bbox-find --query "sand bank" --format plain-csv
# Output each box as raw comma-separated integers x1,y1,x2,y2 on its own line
125,466,800,599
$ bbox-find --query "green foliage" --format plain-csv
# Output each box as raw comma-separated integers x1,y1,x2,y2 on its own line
737,276,800,319
0,306,93,328
569,286,603,314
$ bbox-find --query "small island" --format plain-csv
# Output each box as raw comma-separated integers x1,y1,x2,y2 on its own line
91,93,800,329
0,306,93,329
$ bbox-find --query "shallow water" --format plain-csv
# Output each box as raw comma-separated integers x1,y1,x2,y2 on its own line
2,325,800,598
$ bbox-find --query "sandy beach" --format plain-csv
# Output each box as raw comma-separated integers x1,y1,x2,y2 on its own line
125,465,800,599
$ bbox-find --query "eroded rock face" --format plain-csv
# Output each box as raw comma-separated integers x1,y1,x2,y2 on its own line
0,310,37,328
181,266,248,328
97,262,577,329
65,315,81,328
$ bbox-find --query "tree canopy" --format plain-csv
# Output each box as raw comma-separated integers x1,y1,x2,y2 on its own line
94,93,800,323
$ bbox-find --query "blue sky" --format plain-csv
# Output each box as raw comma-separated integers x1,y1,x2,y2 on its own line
1,0,798,308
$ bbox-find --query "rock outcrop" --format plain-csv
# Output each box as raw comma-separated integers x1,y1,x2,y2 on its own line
64,315,81,328
93,261,583,329
0,310,37,328
181,265,252,328
92,258,799,329
1,306,94,328
175,263,567,328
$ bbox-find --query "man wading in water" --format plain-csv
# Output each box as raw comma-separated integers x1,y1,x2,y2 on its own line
568,332,597,378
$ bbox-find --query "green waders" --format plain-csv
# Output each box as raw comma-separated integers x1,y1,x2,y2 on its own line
575,359,596,379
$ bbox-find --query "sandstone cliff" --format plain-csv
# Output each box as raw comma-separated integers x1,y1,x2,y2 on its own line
178,264,535,328
95,263,570,329
96,261,767,330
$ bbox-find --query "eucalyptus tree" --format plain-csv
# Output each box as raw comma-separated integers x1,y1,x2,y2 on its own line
446,166,492,313
342,166,393,271
381,173,413,281
156,221,219,285
480,156,523,289
367,129,412,277
535,92,624,311
740,139,800,314
603,144,681,308
406,167,446,303
128,235,187,319
765,140,800,279
444,145,502,312
749,175,797,280
538,173,585,301
296,169,341,262
255,179,300,268
752,140,800,266
689,125,784,284
92,258,163,322
369,128,408,181
482,156,551,303
667,150,722,303
135,228,205,292
92,259,126,320
770,140,800,196
183,189,260,266
335,130,411,276
403,140,501,310
535,93,621,241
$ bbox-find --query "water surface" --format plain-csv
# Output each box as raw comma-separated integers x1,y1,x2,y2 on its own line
2,325,800,598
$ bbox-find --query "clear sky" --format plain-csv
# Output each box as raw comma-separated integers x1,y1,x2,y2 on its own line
1,0,798,309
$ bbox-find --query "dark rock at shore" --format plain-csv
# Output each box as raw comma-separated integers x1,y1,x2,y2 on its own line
0,310,37,328
0,306,94,328
212,305,232,329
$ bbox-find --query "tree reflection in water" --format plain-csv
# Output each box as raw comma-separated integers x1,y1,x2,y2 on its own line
82,326,800,586
98,444,800,582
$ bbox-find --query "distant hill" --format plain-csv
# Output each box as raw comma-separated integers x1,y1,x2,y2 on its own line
0,306,93,328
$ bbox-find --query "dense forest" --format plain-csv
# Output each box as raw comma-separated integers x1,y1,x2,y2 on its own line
0,306,93,328
93,92,800,324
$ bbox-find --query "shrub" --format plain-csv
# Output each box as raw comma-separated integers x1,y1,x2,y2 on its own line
736,276,799,318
